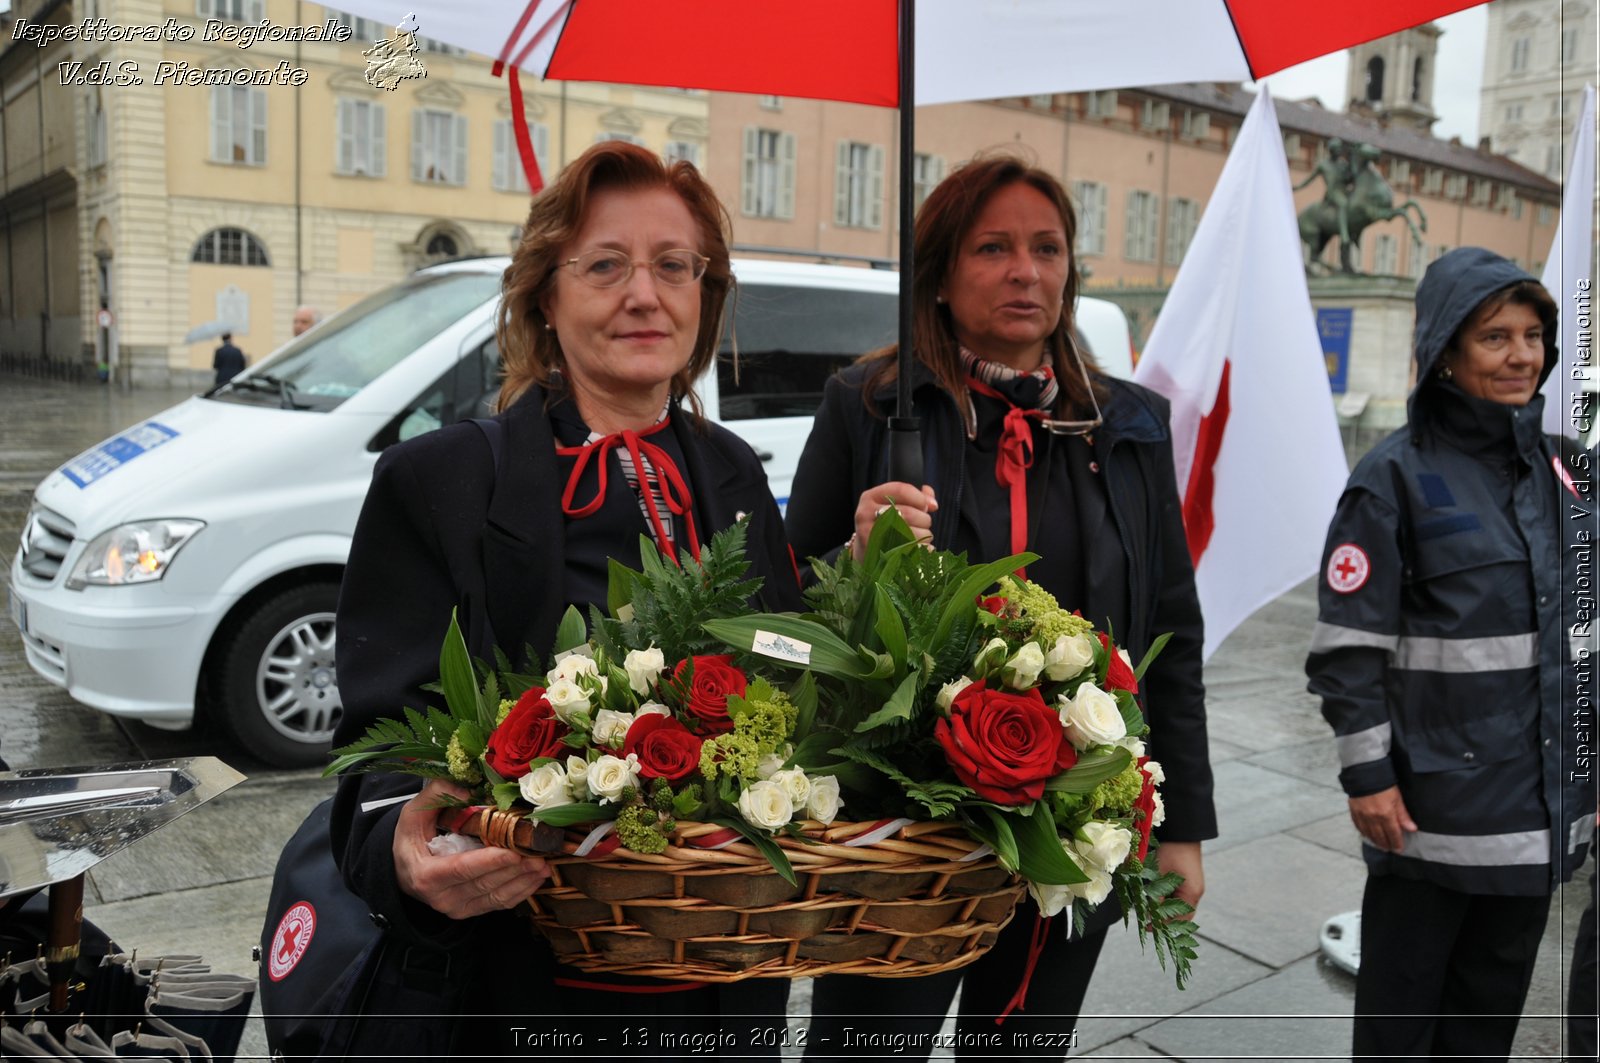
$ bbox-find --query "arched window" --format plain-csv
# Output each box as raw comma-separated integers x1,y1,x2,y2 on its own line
1411,58,1425,102
426,233,459,259
1365,56,1385,102
192,227,270,266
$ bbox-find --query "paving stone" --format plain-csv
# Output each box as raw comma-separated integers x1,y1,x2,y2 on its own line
1241,736,1342,791
1137,954,1355,1060
1080,1034,1172,1056
1077,932,1270,1053
1192,834,1367,969
1287,812,1366,861
1206,759,1346,855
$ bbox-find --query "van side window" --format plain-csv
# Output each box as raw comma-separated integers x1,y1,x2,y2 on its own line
369,337,503,450
717,284,895,420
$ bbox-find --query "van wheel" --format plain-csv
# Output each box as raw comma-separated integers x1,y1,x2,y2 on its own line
214,583,342,768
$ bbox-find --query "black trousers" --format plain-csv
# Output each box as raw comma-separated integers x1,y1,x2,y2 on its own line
1570,865,1598,1062
803,908,1109,1061
1354,874,1551,1062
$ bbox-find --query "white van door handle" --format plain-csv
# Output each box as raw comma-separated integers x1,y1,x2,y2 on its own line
754,448,774,462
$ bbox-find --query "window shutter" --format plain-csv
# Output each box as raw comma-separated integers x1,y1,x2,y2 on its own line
778,132,797,220
1124,194,1140,259
250,89,266,165
371,105,386,176
1165,199,1180,264
453,115,467,186
533,123,550,180
210,87,228,162
337,100,354,174
741,127,758,215
493,120,508,189
247,0,263,20
932,155,947,184
834,141,851,225
867,145,885,229
412,111,425,181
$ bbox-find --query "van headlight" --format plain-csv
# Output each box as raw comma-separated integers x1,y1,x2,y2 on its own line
65,520,205,589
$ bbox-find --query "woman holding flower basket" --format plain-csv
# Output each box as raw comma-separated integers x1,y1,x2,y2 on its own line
327,141,802,1057
786,154,1217,1055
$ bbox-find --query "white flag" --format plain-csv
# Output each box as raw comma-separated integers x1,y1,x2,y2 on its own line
1539,83,1596,438
1133,87,1348,660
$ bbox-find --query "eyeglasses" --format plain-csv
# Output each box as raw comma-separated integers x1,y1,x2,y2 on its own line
1039,339,1105,437
559,248,708,289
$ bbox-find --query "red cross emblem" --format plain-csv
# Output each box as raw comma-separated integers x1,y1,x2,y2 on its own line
1326,543,1370,594
268,902,316,982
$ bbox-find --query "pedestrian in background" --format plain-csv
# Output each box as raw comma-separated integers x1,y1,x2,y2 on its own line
786,153,1215,1059
291,305,320,337
1307,247,1592,1061
212,332,245,387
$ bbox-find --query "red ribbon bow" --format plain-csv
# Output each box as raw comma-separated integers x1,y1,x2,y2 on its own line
557,418,701,564
968,376,1046,579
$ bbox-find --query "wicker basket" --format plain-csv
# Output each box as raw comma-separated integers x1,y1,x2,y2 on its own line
455,807,1025,982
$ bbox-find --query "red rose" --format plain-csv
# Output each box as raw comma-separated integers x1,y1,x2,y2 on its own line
671,655,747,734
934,680,1077,805
1099,633,1139,693
483,687,570,779
624,713,705,783
1132,757,1159,861
977,594,1007,615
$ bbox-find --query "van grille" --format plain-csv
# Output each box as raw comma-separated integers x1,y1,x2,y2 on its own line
19,506,76,582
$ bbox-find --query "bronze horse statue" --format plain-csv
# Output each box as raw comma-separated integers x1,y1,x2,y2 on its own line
1299,144,1427,274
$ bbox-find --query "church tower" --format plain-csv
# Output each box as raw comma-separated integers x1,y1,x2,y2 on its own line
1345,23,1442,131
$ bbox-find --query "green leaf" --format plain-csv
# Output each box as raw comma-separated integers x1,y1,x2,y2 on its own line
1131,631,1172,682
491,782,521,811
672,788,705,819
872,583,908,669
710,817,797,887
527,802,611,827
1116,690,1148,736
456,719,488,760
976,806,1020,873
1044,747,1133,793
439,610,488,730
853,671,919,733
1009,804,1089,885
791,671,818,739
607,558,644,617
703,616,871,680
932,553,1037,647
554,606,588,655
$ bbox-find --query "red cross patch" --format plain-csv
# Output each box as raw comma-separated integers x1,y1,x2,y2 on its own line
268,901,316,982
1326,543,1370,594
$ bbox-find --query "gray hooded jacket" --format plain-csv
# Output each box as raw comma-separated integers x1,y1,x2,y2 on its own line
1306,248,1594,895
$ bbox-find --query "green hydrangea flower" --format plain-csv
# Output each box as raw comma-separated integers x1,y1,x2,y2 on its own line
445,732,483,785
700,731,763,784
997,576,1096,647
496,698,516,725
615,804,670,854
1090,761,1145,815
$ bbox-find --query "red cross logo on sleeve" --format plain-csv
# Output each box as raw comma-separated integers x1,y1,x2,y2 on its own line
268,902,317,981
1326,543,1370,594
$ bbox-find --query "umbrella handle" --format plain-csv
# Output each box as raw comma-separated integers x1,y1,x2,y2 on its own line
887,418,923,485
47,873,84,1011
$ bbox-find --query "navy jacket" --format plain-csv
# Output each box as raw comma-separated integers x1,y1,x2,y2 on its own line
1307,248,1595,895
330,383,802,952
785,361,1217,847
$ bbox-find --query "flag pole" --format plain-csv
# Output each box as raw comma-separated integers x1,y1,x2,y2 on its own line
888,0,923,485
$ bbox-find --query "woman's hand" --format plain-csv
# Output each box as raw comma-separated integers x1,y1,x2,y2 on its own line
1156,841,1204,918
851,481,938,562
393,779,552,920
1347,786,1417,853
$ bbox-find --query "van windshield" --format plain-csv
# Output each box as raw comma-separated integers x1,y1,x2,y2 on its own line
208,270,502,412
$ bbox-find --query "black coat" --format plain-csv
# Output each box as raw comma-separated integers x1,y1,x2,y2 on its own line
785,362,1217,846
329,384,802,951
1307,248,1594,894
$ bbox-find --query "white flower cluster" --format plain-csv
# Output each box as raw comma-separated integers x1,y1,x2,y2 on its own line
517,751,648,810
736,767,842,830
1057,681,1127,750
545,652,607,726
1026,821,1136,916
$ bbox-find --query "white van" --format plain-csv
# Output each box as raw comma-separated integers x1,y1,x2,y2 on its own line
9,258,1131,766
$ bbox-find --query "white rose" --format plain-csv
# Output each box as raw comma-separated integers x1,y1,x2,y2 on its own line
973,637,1009,674
519,761,574,810
565,755,591,799
1044,632,1096,682
1117,736,1148,759
591,709,635,748
1070,867,1114,907
737,779,795,830
1077,821,1134,873
588,754,641,804
1143,758,1166,786
936,676,975,711
1027,877,1075,918
805,775,842,825
1151,790,1166,829
636,701,671,720
770,768,811,808
1002,642,1046,689
545,678,592,725
624,647,666,695
1058,682,1127,750
756,753,788,780
547,652,599,687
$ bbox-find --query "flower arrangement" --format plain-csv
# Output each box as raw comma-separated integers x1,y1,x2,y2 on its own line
329,513,1197,986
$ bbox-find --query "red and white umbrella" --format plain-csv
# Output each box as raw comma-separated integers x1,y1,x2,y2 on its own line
341,0,1486,475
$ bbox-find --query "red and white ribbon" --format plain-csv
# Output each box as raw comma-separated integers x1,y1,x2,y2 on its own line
842,818,916,847
573,820,615,857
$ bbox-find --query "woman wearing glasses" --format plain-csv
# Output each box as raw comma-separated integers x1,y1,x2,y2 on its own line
787,154,1215,1058
329,140,800,1057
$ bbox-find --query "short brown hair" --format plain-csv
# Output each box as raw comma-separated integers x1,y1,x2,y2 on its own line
1444,279,1559,368
861,153,1100,421
495,141,732,414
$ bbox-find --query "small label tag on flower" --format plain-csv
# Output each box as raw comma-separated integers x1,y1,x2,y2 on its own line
752,629,812,665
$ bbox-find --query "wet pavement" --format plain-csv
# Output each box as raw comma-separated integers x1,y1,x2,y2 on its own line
0,373,1590,1060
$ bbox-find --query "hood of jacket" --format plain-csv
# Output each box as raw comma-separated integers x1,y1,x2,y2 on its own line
1408,247,1557,430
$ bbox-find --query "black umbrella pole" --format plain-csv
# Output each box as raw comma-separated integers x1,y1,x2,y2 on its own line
889,0,923,486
